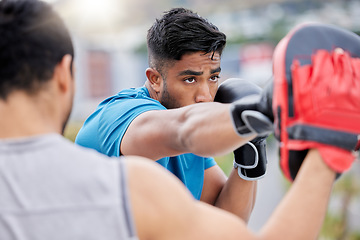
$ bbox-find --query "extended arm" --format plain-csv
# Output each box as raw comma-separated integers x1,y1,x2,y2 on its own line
126,149,335,240
121,102,254,160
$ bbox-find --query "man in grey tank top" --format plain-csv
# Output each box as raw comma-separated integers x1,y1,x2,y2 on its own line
0,1,138,239
0,0,357,240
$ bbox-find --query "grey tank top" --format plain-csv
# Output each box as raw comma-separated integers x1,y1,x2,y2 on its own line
0,134,138,240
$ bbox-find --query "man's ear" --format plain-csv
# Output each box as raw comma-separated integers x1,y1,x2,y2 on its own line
54,54,73,93
145,68,162,93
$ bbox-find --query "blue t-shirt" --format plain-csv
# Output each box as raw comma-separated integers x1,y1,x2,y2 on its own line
75,86,217,200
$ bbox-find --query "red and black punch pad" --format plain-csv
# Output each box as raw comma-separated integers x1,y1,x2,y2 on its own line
272,23,360,181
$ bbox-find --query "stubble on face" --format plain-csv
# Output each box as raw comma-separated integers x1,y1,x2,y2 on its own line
159,79,181,109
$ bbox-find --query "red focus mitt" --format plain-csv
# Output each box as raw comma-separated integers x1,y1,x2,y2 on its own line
272,23,360,181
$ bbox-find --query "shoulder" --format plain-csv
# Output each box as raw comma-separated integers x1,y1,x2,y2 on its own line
117,86,156,102
101,87,166,117
53,136,119,166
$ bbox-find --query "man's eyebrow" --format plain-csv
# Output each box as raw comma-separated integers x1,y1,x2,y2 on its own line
178,67,221,77
178,70,203,76
211,67,221,74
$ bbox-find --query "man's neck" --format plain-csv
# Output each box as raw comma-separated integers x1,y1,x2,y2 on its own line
0,92,60,139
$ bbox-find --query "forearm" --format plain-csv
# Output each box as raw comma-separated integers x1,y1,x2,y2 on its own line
259,149,336,239
214,169,257,222
177,102,254,157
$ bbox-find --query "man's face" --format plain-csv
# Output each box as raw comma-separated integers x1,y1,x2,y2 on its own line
159,51,221,109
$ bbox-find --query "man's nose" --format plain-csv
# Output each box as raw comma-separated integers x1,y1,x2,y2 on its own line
195,82,213,103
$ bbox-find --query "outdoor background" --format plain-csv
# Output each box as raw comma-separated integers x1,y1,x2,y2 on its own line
45,0,360,238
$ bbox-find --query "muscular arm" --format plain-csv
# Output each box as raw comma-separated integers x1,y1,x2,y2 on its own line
200,165,257,222
121,102,253,160
126,148,335,240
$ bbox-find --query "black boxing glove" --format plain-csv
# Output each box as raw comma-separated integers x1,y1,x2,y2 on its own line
214,78,270,180
224,79,274,138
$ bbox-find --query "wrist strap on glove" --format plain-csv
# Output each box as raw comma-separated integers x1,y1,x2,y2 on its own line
233,141,267,181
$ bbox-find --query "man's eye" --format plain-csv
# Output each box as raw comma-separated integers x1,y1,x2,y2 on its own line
210,76,220,81
184,77,196,83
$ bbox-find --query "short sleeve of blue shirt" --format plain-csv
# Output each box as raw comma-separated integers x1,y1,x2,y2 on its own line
75,86,165,157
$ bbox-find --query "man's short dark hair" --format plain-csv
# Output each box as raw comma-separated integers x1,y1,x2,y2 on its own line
0,0,74,100
147,8,226,76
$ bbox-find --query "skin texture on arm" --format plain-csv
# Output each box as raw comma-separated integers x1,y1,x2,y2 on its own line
121,101,254,160
200,165,257,223
126,149,336,240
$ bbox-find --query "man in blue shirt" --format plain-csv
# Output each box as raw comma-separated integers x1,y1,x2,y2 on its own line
76,8,262,221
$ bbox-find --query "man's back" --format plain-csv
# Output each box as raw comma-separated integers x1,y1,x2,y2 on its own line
0,134,137,240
